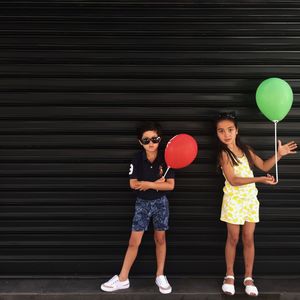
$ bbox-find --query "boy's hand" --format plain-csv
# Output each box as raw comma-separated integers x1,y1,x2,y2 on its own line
135,181,153,191
278,140,297,157
259,174,277,185
130,180,140,190
155,177,166,183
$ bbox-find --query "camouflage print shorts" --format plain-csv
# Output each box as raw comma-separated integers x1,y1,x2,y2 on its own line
132,196,169,231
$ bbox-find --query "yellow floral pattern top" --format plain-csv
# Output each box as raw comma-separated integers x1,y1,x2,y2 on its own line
223,155,258,198
220,155,260,225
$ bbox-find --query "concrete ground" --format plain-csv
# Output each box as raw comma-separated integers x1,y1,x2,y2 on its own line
0,277,299,299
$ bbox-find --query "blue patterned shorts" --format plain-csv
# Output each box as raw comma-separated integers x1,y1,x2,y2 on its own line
132,196,169,231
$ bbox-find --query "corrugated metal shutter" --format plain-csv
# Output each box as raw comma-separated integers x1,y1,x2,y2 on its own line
0,0,299,276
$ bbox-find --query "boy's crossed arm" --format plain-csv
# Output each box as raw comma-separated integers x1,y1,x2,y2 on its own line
130,178,175,192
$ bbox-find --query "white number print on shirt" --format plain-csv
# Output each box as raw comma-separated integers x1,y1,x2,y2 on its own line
129,164,134,175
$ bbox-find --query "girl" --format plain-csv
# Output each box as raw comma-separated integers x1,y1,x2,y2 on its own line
215,112,297,297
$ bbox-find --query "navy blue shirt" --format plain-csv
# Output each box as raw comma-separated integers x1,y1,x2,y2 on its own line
129,150,175,200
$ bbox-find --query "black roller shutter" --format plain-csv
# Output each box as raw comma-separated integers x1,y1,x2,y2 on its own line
0,0,299,276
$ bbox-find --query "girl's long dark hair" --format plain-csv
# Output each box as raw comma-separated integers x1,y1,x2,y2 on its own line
215,113,255,168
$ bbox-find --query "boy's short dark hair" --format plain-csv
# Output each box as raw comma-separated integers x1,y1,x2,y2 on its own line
137,121,162,140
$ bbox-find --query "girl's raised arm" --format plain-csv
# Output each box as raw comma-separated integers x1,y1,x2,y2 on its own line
249,140,297,172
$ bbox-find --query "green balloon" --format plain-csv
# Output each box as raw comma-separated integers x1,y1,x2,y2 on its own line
256,78,293,122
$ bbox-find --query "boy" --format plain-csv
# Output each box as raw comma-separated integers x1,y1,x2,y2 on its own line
101,121,175,294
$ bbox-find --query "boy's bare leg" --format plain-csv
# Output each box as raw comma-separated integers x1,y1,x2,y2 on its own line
119,231,144,281
154,230,166,277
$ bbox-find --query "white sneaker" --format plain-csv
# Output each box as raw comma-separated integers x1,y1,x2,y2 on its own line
155,275,172,294
101,275,130,292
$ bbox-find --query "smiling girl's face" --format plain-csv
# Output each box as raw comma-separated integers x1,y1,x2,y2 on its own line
216,119,238,147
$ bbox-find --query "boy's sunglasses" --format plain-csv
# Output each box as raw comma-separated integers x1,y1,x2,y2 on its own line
140,136,161,145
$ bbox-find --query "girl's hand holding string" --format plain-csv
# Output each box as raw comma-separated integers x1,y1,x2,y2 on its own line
258,173,277,185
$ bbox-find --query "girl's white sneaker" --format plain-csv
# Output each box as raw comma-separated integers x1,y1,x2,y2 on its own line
101,275,130,292
222,275,235,296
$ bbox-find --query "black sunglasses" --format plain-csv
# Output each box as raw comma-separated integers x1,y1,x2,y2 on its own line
218,112,236,120
140,136,161,145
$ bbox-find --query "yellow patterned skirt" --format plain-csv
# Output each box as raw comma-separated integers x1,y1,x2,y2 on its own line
220,195,260,225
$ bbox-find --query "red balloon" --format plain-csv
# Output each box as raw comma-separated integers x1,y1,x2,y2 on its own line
164,134,198,169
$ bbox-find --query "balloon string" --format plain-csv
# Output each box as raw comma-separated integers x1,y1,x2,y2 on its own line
274,120,278,182
163,167,170,178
